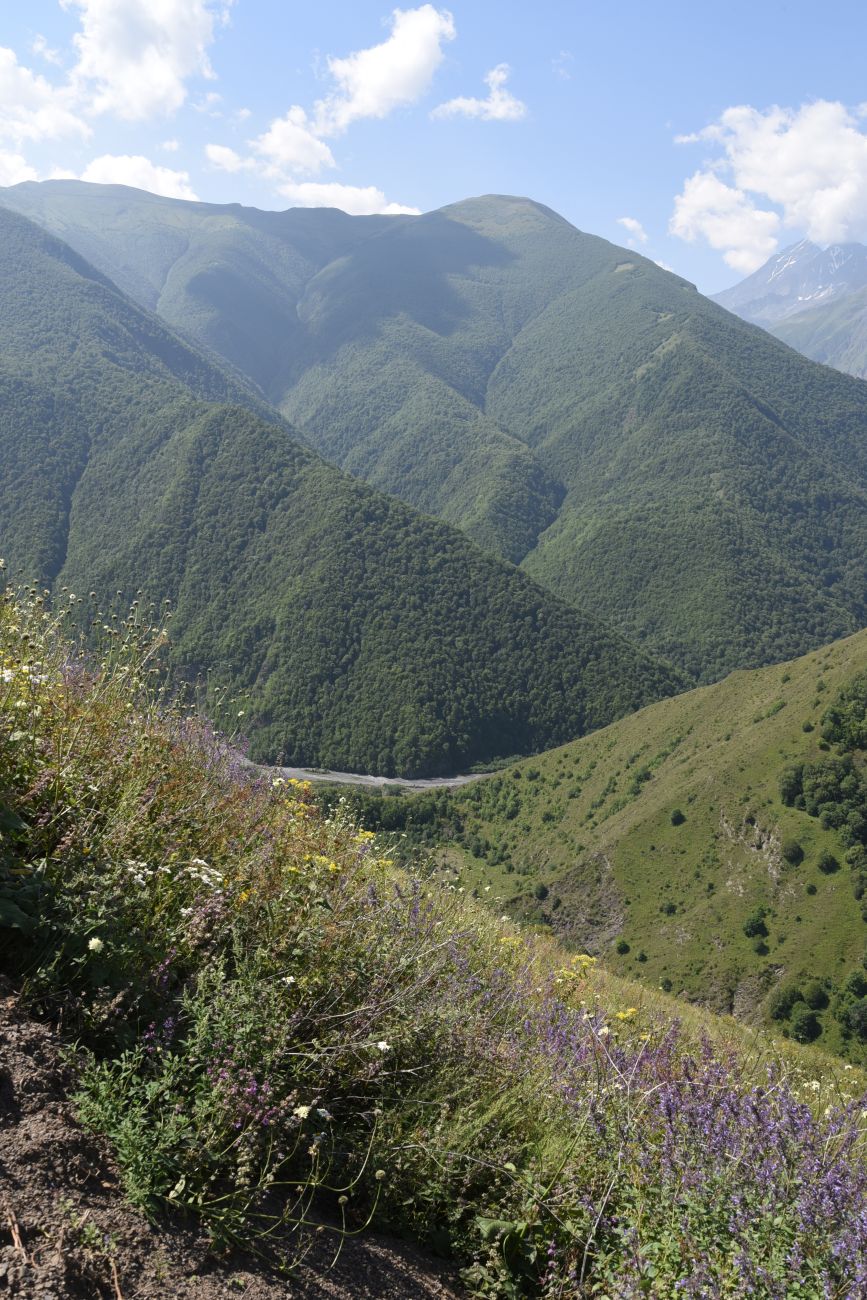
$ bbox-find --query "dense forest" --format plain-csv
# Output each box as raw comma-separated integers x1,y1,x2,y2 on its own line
0,205,681,776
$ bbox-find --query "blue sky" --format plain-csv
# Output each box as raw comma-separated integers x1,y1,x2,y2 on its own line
3,0,867,291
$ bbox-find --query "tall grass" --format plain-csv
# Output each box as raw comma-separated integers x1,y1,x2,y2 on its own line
2,571,867,1297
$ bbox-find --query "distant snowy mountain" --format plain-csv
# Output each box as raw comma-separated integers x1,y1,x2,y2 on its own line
713,240,867,325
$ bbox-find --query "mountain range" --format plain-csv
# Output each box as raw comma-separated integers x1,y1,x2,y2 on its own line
4,182,867,684
0,204,680,776
713,238,867,380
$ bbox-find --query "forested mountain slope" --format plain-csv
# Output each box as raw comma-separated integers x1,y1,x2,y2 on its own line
7,183,867,683
0,206,680,775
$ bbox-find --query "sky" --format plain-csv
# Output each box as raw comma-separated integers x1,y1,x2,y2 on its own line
2,0,867,292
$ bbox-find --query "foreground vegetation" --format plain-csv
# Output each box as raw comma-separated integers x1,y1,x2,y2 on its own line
3,584,867,1296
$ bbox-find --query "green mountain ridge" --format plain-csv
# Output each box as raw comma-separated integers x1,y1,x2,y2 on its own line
335,628,867,1057
6,182,867,682
0,204,680,776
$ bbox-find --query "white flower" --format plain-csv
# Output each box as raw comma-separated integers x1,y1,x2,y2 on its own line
376,1040,391,1053
293,1104,311,1119
87,937,104,953
317,1107,333,1120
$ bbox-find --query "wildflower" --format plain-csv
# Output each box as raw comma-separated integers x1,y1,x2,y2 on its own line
374,1169,386,1181
376,1040,391,1053
317,1107,333,1120
293,1105,312,1119
87,936,104,954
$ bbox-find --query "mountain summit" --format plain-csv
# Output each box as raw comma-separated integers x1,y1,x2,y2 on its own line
712,240,867,325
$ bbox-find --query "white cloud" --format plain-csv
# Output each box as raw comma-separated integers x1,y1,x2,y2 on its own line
32,35,63,67
314,5,455,136
78,152,198,199
672,100,867,271
670,170,780,273
161,137,180,151
205,142,253,172
0,150,39,186
277,180,419,216
67,0,229,121
252,107,335,175
431,63,526,122
0,46,88,146
617,215,648,245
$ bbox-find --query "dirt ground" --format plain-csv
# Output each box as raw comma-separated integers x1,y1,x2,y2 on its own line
0,980,463,1299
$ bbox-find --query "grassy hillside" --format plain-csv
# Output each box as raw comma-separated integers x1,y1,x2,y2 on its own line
773,285,867,380
331,631,867,1059
0,205,680,776
9,184,867,681
3,583,867,1298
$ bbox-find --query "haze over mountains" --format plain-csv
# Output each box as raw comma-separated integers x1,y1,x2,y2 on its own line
5,181,867,685
0,204,680,776
714,239,867,380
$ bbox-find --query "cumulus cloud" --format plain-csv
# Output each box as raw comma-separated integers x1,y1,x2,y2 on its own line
251,107,335,175
670,170,780,273
0,150,39,186
78,152,198,199
67,0,229,121
617,215,648,245
276,180,419,216
0,46,88,146
431,63,526,122
205,141,255,172
313,5,455,136
671,100,867,271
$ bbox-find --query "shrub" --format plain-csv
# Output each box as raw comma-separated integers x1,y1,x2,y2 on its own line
768,983,802,1021
743,908,769,939
844,998,867,1042
670,808,686,826
818,850,840,874
790,1006,821,1043
781,839,804,866
615,938,630,955
801,980,829,1011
